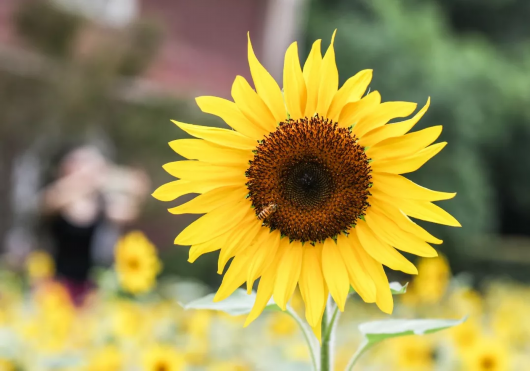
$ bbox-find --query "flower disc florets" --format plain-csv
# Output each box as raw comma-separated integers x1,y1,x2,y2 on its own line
246,116,372,242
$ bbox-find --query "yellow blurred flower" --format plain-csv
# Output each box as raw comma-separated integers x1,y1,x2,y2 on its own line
209,360,250,371
464,339,509,371
115,231,161,294
109,300,144,340
450,287,483,318
450,320,481,351
26,250,55,281
27,281,76,352
184,310,212,339
0,359,15,371
143,344,184,371
87,345,123,371
413,255,451,304
490,289,530,347
391,336,435,371
268,312,297,337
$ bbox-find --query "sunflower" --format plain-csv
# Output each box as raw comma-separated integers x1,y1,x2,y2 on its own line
142,344,185,371
463,339,509,371
153,31,459,335
115,231,161,295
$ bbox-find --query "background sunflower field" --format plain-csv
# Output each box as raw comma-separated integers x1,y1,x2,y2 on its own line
0,0,529,370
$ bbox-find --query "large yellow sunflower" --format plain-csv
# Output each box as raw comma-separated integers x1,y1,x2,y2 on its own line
153,31,459,334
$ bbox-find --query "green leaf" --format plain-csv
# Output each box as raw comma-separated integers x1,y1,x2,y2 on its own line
181,289,280,316
359,316,467,343
346,316,466,370
389,282,408,295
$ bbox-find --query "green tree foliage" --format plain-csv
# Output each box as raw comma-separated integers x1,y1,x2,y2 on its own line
306,0,530,270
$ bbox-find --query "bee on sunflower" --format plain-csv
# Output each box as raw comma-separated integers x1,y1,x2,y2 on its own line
153,30,459,336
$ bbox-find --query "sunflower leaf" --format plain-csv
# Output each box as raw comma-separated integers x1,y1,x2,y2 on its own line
389,281,408,295
359,316,467,343
181,289,279,316
346,317,466,371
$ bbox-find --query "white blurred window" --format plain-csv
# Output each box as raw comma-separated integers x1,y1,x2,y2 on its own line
51,0,138,28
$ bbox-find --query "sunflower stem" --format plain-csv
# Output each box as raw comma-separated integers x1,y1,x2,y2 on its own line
286,305,319,371
320,297,338,371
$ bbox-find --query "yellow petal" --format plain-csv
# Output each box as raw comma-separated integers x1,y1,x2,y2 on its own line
247,34,286,122
246,230,281,293
394,197,460,227
352,101,417,138
371,172,456,201
163,161,246,180
152,180,216,202
174,202,251,246
367,126,442,160
195,96,266,140
336,234,376,303
273,239,303,310
299,244,326,327
303,39,323,117
370,195,443,244
169,139,252,165
172,120,257,150
231,75,277,132
311,312,324,343
322,238,350,311
214,253,252,302
355,221,418,275
338,91,381,128
365,209,438,257
359,98,430,147
168,186,247,215
349,232,393,313
244,258,279,327
218,216,262,274
188,229,234,263
370,142,447,174
316,30,338,117
327,69,373,121
283,42,307,120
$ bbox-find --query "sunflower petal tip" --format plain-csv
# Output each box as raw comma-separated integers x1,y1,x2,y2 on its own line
331,29,337,44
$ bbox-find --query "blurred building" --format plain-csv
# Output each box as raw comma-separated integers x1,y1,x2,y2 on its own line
0,0,308,98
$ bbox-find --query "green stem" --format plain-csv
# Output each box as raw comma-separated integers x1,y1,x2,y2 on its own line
344,340,372,371
286,305,319,371
321,297,339,371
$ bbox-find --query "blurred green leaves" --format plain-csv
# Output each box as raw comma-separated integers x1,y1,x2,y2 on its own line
306,0,530,268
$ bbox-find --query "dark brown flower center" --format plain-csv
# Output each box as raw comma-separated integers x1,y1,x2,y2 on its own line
246,116,372,242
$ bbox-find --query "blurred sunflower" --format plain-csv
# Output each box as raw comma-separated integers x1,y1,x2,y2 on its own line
25,250,55,282
464,339,509,371
143,344,184,371
391,336,435,371
154,31,459,335
87,345,123,371
115,231,161,295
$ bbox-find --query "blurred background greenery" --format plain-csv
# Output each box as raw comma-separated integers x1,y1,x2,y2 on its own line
1,0,529,286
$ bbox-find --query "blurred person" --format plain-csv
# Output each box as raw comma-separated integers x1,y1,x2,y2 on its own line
39,144,150,304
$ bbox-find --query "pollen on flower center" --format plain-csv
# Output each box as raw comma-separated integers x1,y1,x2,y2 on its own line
246,116,372,242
